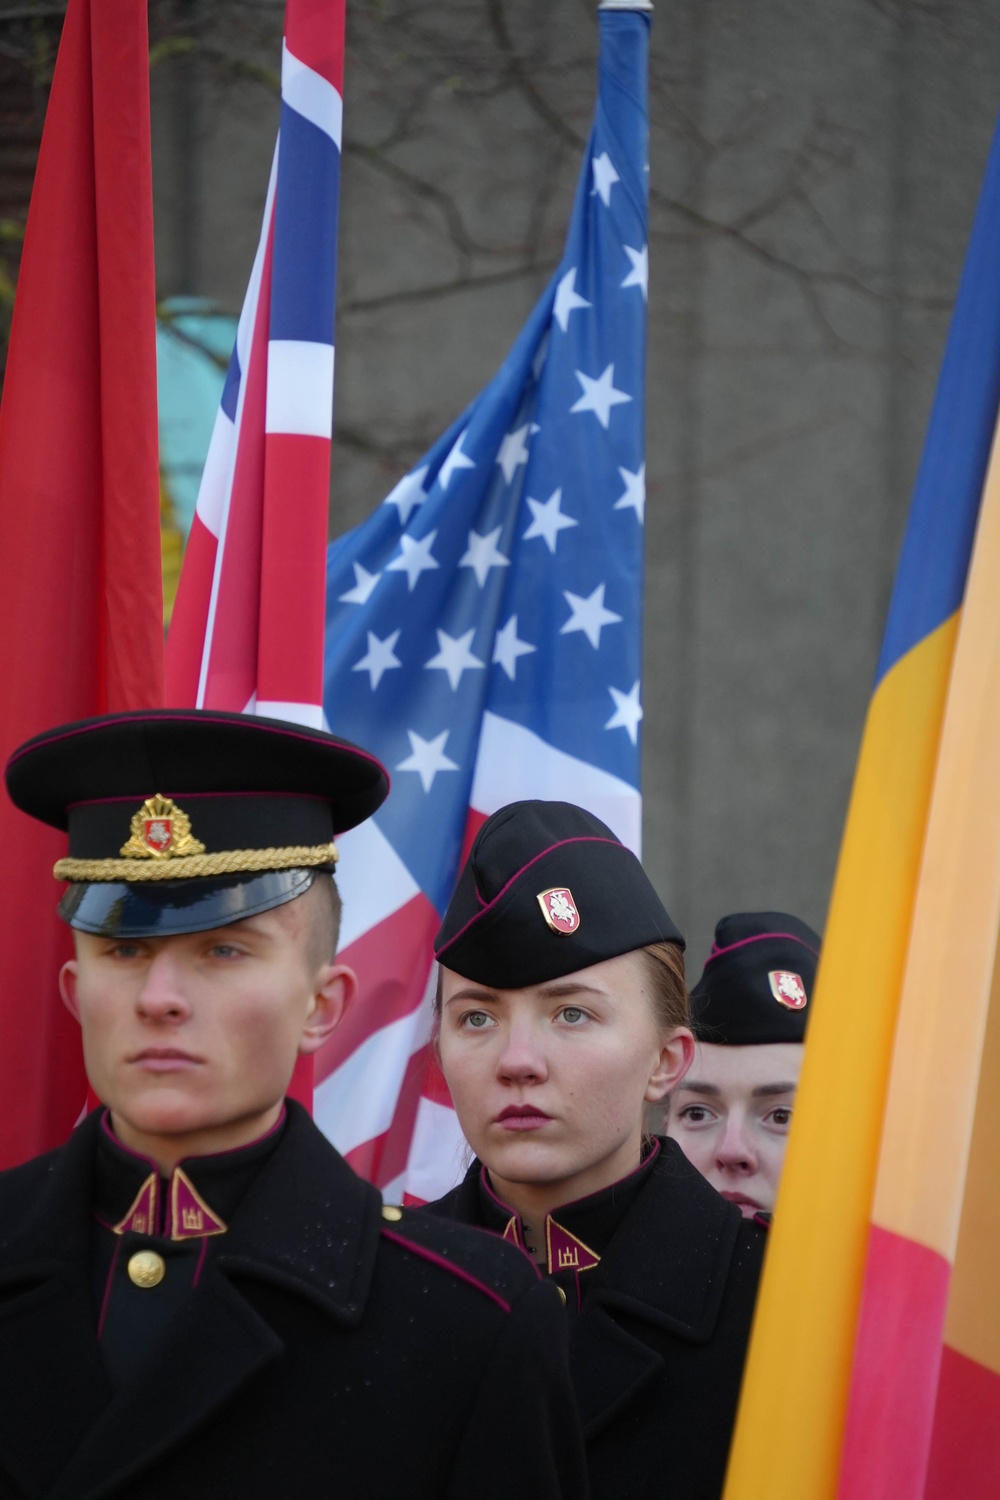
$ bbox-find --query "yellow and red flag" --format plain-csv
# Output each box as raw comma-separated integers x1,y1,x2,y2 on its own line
724,113,1000,1500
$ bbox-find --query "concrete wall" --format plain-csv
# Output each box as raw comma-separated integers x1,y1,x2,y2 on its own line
150,0,1000,970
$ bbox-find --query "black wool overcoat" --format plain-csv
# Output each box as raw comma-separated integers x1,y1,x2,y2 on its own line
428,1138,766,1500
0,1103,588,1500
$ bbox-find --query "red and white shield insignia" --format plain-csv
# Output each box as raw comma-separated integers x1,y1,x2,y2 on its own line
121,795,206,861
537,887,580,935
143,817,173,855
768,970,808,1010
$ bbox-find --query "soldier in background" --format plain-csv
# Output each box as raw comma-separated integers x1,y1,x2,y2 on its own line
662,911,818,1220
0,709,586,1500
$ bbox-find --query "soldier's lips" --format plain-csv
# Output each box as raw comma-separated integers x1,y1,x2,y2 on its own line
496,1105,552,1130
721,1191,761,1215
129,1048,202,1072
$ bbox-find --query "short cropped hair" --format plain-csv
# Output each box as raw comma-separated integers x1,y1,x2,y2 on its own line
305,871,342,969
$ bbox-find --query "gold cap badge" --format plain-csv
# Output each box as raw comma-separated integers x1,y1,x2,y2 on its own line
119,795,206,860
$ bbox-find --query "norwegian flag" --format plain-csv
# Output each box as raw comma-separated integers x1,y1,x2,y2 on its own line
165,0,344,1108
165,0,344,732
319,7,651,1203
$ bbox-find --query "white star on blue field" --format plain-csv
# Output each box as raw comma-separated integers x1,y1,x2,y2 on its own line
325,73,650,910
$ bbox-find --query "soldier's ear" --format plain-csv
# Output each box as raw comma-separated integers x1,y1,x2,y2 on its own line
299,963,356,1054
646,1027,695,1103
59,960,81,1022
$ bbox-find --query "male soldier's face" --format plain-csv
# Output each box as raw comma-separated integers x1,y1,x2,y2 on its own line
59,886,354,1170
665,1040,803,1216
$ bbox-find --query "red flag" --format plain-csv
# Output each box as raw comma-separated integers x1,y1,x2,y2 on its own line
0,0,163,1168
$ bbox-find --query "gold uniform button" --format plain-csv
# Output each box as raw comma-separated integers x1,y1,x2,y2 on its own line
381,1204,404,1222
128,1250,166,1288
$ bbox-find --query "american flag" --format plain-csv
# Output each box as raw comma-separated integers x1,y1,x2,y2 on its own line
318,7,652,1204
165,0,344,735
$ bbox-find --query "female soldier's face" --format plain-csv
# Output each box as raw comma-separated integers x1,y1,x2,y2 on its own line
438,953,692,1207
665,1040,803,1215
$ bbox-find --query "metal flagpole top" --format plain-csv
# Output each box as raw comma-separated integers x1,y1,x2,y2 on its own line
598,0,653,10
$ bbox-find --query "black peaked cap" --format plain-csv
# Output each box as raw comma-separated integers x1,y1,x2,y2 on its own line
6,709,388,833
435,800,684,989
690,911,820,1046
5,709,389,937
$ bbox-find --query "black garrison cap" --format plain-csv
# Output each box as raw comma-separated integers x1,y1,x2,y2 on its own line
5,709,389,938
690,911,820,1046
434,800,684,989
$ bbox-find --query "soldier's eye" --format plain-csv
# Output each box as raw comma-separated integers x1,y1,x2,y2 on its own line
767,1106,793,1128
461,1010,494,1030
559,1006,587,1024
679,1105,711,1124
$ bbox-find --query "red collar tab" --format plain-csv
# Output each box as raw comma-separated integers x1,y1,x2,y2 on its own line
171,1167,228,1240
112,1167,228,1240
502,1215,525,1251
113,1174,158,1237
545,1218,601,1275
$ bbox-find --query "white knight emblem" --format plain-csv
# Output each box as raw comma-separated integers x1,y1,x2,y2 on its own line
537,887,580,935
768,970,808,1010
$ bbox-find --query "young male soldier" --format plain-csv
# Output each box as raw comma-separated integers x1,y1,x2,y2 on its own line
0,709,587,1500
663,910,818,1219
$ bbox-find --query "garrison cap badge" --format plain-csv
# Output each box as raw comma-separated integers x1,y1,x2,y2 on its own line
537,887,580,935
768,969,808,1010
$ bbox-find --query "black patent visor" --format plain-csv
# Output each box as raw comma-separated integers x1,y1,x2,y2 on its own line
59,868,319,937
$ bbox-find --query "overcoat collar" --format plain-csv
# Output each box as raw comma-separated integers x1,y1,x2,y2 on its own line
93,1107,287,1240
444,1138,746,1437
0,1102,383,1500
584,1138,743,1337
569,1139,746,1436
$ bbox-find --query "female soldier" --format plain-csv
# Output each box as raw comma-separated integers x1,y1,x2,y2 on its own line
428,800,767,1500
663,910,818,1220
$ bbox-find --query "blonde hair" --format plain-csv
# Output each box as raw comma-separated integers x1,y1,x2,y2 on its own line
637,940,690,1032
638,940,690,1139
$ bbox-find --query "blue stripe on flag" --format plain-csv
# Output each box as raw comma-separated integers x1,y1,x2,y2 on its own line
877,111,1000,684
220,347,241,423
269,103,339,345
